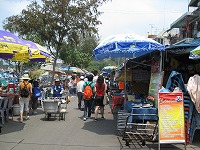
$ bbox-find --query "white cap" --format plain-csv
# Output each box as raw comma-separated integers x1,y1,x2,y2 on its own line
80,76,84,79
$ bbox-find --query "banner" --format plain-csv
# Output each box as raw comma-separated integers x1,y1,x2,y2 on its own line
158,92,185,144
148,72,162,107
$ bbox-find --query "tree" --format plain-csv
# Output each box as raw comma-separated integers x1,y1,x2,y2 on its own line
86,59,117,73
3,0,110,82
60,33,99,68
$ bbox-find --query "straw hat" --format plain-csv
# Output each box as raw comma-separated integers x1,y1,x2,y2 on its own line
21,74,30,80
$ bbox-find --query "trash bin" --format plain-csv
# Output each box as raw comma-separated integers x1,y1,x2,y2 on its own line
13,104,20,116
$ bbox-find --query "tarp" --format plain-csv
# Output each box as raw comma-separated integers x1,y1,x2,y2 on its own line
165,38,200,55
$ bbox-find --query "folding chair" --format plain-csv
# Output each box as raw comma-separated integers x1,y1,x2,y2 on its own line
0,97,9,124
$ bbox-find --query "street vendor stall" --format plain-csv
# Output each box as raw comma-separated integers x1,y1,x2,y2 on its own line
161,39,200,145
93,33,164,148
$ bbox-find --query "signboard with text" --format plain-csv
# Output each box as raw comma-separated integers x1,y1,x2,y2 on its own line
158,92,185,144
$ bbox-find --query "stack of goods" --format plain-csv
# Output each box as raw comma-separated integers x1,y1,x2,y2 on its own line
183,96,194,144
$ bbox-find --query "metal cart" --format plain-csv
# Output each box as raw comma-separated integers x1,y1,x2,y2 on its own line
122,112,158,146
42,97,67,121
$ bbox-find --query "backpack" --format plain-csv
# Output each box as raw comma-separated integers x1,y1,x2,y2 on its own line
83,83,93,100
20,82,30,98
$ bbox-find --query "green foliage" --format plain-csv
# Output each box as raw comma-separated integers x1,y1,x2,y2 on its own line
86,59,118,73
60,34,98,68
3,0,110,60
2,0,111,81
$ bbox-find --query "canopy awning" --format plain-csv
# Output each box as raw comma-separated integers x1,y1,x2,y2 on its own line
165,38,200,54
170,12,193,29
189,0,199,7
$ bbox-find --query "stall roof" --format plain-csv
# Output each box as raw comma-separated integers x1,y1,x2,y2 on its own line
170,12,193,29
189,0,199,7
165,38,200,54
165,38,200,64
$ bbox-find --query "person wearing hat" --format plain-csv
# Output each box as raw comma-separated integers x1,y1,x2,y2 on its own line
76,76,85,110
18,74,32,123
51,79,64,97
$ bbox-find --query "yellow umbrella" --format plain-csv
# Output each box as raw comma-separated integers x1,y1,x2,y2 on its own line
11,49,30,62
189,45,200,60
11,40,51,62
0,30,27,59
29,43,51,62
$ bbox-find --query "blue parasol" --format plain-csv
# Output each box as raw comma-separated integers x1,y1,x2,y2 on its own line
60,66,84,74
93,33,165,107
93,33,165,60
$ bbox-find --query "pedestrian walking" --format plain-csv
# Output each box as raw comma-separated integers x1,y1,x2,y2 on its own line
69,76,77,96
94,75,106,121
18,74,32,123
91,70,99,113
31,79,42,114
82,74,94,121
76,76,85,110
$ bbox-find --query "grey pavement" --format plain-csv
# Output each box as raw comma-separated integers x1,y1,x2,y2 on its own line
0,96,199,150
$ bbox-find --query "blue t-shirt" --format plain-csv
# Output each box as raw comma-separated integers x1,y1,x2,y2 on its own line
52,85,63,97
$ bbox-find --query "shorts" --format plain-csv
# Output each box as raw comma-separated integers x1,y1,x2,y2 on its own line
19,97,30,112
94,96,104,106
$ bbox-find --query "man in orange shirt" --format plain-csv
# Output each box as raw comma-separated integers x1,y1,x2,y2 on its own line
18,74,32,123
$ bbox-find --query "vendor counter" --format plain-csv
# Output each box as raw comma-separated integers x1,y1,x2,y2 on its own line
125,101,153,113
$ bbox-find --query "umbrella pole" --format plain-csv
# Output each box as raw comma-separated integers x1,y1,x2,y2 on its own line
124,57,127,110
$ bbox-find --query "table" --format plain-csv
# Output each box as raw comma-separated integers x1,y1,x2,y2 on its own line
125,101,154,113
0,93,19,104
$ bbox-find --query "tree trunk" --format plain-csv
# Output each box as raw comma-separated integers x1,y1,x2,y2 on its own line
51,58,57,85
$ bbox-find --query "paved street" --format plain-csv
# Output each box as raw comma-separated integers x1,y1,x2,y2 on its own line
0,96,200,150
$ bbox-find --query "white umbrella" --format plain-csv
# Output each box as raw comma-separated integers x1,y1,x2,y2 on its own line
41,64,65,74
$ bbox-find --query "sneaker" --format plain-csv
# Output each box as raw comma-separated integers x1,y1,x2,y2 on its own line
25,116,30,120
83,117,87,121
19,119,23,123
101,116,105,119
33,111,37,115
94,118,97,122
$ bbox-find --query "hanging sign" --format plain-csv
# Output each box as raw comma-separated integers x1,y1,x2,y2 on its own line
158,92,185,144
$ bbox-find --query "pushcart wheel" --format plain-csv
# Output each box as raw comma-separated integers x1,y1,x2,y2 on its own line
125,140,130,146
47,113,50,120
142,140,145,146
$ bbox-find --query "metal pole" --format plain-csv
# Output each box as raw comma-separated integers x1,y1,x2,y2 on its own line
124,52,127,110
124,58,126,95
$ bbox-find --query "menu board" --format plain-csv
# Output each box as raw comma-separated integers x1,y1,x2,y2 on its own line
158,92,185,144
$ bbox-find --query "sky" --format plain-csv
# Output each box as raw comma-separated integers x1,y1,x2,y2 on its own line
0,0,190,41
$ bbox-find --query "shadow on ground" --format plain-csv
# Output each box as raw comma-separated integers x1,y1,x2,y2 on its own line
82,118,118,135
0,120,25,135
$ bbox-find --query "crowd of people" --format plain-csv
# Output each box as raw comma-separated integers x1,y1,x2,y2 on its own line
17,71,110,122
